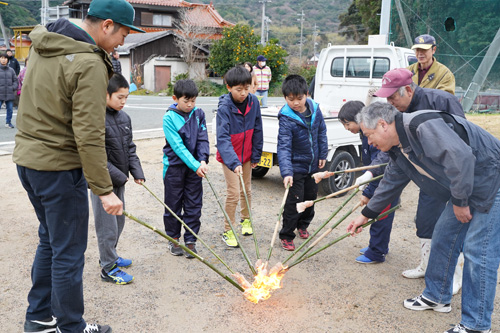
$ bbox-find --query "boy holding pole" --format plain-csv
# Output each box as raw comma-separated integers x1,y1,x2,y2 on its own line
91,73,145,285
162,79,209,258
216,66,263,248
339,100,398,264
277,74,328,251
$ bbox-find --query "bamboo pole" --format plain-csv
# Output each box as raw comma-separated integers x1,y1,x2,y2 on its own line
297,174,383,213
123,211,244,292
140,182,235,274
205,174,257,276
287,205,401,270
293,201,362,263
282,188,359,265
239,172,260,259
265,184,290,262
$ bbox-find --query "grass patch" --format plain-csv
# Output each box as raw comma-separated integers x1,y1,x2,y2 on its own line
466,113,500,139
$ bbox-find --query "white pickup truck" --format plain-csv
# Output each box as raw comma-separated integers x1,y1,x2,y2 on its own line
251,41,415,195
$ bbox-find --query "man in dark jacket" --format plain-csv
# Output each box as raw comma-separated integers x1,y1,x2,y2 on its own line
0,52,17,128
373,68,465,294
6,49,20,75
111,50,122,74
348,102,500,333
13,0,144,331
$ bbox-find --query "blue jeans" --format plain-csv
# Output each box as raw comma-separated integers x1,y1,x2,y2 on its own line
17,166,88,333
423,189,500,331
2,100,13,124
256,90,268,107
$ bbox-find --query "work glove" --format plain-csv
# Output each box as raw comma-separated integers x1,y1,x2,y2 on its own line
354,171,373,191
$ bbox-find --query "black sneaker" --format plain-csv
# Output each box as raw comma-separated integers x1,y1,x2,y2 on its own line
444,323,491,333
24,316,57,333
169,239,183,256
60,324,111,333
184,242,197,259
403,294,451,313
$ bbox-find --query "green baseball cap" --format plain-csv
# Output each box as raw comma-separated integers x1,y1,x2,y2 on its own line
88,0,145,33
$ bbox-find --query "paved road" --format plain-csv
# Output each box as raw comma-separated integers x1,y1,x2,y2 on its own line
0,96,284,155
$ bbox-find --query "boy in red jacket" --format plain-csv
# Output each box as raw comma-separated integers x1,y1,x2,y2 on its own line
216,66,263,247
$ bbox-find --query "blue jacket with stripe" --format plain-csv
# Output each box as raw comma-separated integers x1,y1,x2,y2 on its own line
162,104,210,177
277,98,328,177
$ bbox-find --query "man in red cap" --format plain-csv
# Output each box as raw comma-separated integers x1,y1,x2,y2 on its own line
13,0,144,332
407,34,455,95
369,68,465,293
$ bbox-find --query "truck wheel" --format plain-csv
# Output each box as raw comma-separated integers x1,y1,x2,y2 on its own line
252,166,270,178
320,151,356,196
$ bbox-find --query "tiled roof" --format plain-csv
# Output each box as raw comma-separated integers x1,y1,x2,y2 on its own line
126,0,189,7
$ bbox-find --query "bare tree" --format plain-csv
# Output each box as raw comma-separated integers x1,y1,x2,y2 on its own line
174,8,217,80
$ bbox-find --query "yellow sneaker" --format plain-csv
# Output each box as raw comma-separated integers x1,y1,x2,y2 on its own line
222,230,238,247
240,219,253,236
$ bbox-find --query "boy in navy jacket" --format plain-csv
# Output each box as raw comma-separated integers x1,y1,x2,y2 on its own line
339,100,398,264
216,66,263,247
277,75,327,250
163,80,209,258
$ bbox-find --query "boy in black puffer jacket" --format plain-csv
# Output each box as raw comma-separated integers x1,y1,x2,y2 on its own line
90,73,145,285
277,75,328,251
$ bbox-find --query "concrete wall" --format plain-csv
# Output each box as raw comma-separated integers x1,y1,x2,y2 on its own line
143,57,206,91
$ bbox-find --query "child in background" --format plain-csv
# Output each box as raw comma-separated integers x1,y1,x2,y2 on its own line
0,52,17,128
162,79,209,258
338,100,398,264
243,62,258,94
216,66,263,247
277,74,328,251
91,73,145,284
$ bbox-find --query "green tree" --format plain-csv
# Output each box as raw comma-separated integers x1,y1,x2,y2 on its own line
339,0,381,44
208,24,259,76
208,24,288,86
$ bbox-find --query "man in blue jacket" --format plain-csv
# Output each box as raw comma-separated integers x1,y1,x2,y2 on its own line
348,102,500,333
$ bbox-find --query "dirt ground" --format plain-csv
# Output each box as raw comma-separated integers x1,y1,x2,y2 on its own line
1,131,499,333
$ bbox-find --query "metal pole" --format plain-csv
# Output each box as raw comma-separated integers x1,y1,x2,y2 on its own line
379,0,391,44
298,10,304,64
259,1,271,46
461,28,500,113
394,0,413,47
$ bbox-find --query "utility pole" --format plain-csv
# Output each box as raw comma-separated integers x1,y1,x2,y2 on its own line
41,0,49,25
297,10,304,64
265,16,272,44
259,0,271,46
0,1,8,47
312,23,318,66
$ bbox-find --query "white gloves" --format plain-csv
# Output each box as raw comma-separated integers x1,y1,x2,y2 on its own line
354,171,373,191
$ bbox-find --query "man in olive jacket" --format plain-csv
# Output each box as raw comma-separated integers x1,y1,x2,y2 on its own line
12,0,144,332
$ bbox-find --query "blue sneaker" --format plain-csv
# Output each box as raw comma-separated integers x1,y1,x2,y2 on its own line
355,254,383,264
101,265,134,285
116,256,132,268
359,247,369,254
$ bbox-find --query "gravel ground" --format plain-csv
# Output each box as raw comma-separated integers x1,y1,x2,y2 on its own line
1,134,499,333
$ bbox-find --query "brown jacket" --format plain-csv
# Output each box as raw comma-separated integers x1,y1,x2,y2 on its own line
408,57,455,95
13,23,114,195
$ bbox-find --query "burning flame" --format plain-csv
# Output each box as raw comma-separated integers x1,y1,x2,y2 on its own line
233,260,288,303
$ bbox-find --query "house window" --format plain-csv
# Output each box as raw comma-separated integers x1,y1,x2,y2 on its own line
141,12,172,27
153,14,172,27
330,57,390,78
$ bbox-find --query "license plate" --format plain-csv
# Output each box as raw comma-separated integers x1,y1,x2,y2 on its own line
258,152,273,168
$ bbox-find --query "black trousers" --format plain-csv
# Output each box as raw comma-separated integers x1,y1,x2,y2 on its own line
280,173,318,240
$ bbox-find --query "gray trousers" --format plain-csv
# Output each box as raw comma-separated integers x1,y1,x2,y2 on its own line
90,186,126,272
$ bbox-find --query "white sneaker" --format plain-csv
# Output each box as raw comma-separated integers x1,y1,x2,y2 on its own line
403,294,451,313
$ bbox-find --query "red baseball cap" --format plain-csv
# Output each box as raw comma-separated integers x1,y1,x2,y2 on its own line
374,68,413,98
